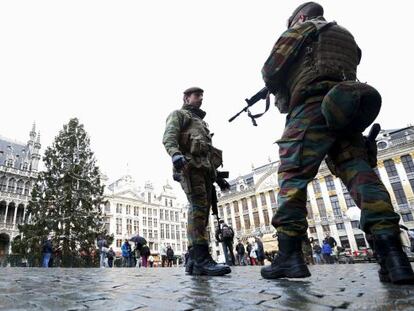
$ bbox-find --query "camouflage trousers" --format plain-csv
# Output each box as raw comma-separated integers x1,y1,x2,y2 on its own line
180,167,213,246
273,101,400,237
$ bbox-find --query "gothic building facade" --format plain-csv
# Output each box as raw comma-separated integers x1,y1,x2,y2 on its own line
102,175,188,262
0,124,41,257
210,126,414,258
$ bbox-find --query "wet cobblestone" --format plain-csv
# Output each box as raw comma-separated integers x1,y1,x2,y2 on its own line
1,264,414,310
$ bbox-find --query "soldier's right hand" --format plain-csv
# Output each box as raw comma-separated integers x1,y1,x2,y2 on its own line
172,154,187,170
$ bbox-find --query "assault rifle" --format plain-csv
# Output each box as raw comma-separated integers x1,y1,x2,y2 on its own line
228,87,269,126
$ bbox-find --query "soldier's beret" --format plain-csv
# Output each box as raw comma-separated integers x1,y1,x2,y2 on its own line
321,81,381,133
183,87,204,95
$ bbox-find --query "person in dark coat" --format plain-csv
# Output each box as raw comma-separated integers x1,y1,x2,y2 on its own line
42,237,53,268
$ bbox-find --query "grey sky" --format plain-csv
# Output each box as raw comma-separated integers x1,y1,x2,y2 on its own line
1,1,413,200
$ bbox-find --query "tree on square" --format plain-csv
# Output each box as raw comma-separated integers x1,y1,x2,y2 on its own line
15,118,112,267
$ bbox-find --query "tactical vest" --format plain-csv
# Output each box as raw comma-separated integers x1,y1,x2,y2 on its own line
179,109,222,172
286,21,360,101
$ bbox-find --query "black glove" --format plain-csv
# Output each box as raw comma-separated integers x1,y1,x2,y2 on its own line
172,154,187,170
216,177,230,191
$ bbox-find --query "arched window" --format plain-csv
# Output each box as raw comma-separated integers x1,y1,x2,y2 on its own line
24,182,31,196
16,180,24,194
0,177,7,192
8,178,16,193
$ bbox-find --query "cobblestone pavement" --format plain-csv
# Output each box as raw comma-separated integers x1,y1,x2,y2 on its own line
1,264,414,311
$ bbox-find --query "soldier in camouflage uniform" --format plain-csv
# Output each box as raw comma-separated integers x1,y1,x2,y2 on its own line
162,87,231,276
260,2,414,284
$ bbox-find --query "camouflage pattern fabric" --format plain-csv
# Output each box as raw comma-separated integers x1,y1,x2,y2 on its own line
163,106,217,247
181,168,213,246
321,81,382,132
273,99,400,237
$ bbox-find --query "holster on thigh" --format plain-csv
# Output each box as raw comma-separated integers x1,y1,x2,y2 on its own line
326,134,368,177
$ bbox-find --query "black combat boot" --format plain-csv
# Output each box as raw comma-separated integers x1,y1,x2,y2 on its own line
185,247,194,274
261,233,311,279
373,233,414,284
192,244,231,276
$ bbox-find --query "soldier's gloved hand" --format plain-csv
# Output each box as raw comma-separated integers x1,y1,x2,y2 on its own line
172,154,187,170
216,177,230,191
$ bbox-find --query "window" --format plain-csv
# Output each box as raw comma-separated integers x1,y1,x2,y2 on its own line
401,212,414,222
176,227,180,241
339,236,350,248
16,180,24,194
0,177,7,192
225,204,231,216
175,211,179,222
143,207,147,214
309,226,316,233
322,225,330,232
126,219,132,235
154,219,157,227
351,220,360,229
243,214,251,229
143,229,147,238
8,178,15,192
165,210,169,221
250,196,258,209
306,201,313,219
354,234,367,248
148,218,153,227
336,223,345,230
384,160,398,177
154,230,158,239
269,190,276,204
134,206,139,216
148,208,152,216
242,198,248,213
116,218,122,234
116,203,122,214
253,211,260,227
24,182,30,195
165,198,168,206
147,193,151,204
166,224,170,239
116,239,122,247
160,209,164,220
330,195,342,216
260,193,267,206
316,198,327,218
233,201,239,214
401,155,414,173
153,209,157,217
391,182,408,205
344,193,356,209
170,211,174,221
126,205,131,215
105,202,111,213
312,179,321,193
148,229,153,239
133,220,139,233
161,224,165,239
235,216,241,230
143,217,147,226
325,176,335,191
263,210,270,226
171,225,176,239
373,167,381,178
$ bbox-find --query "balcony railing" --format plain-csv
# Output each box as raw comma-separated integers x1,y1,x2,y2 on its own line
0,222,15,230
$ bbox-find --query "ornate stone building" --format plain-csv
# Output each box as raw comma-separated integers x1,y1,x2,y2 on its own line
210,126,414,258
103,175,188,261
0,124,41,257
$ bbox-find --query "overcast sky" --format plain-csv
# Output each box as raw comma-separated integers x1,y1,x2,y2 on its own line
1,1,413,201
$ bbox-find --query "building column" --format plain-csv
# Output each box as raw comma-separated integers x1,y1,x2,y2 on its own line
255,194,265,226
12,205,18,229
344,221,358,252
4,203,8,224
247,196,255,230
23,206,27,223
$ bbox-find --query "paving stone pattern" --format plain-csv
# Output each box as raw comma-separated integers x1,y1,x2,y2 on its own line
1,264,414,311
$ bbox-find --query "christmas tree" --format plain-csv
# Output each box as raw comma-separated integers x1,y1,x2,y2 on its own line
16,118,112,267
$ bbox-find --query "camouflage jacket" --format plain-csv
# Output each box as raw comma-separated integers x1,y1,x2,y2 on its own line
162,105,222,172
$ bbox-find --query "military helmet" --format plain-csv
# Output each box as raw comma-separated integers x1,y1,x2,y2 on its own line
321,81,382,133
183,87,204,95
287,2,324,28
